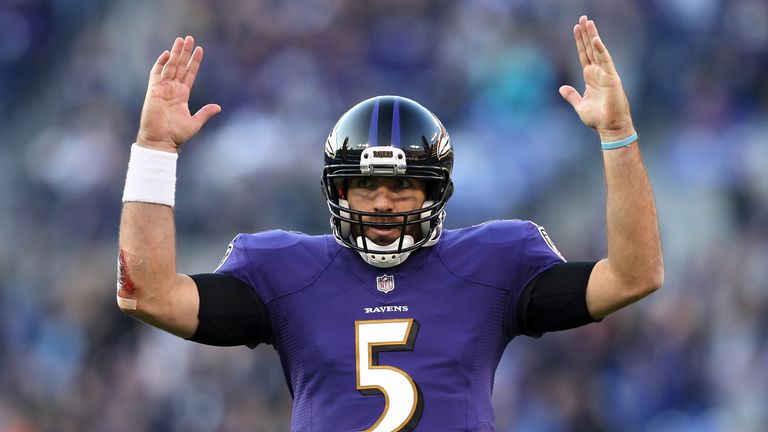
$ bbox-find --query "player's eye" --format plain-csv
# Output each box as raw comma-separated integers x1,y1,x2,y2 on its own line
396,178,413,189
354,178,373,189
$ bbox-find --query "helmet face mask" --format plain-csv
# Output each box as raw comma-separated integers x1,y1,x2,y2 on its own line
322,95,454,267
325,177,451,250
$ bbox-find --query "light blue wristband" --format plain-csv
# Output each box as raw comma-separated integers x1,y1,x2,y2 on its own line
601,131,638,150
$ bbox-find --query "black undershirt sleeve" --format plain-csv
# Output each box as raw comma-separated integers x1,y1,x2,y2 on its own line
188,273,273,348
516,261,598,338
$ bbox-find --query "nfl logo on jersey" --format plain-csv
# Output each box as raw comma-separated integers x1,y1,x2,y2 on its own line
376,274,395,293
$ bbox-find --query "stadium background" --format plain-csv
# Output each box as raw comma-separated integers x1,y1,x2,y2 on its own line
1,0,767,430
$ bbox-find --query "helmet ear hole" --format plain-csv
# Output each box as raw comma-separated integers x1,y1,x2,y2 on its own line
445,181,454,200
424,180,436,201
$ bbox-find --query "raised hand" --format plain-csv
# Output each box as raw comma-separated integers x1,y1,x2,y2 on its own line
136,36,221,153
559,16,634,142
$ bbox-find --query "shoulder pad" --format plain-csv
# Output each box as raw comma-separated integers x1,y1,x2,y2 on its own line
442,219,533,248
438,220,548,289
217,230,338,302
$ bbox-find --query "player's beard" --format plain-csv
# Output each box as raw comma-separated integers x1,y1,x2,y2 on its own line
353,214,423,246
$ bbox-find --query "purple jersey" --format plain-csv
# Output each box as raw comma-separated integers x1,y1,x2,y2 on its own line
215,219,565,431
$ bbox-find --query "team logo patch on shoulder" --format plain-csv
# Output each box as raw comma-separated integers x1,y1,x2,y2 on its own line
376,274,395,293
537,226,566,262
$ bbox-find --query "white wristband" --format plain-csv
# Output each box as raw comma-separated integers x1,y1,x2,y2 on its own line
122,144,178,207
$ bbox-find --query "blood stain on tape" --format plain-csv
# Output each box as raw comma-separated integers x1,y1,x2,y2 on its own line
117,249,138,310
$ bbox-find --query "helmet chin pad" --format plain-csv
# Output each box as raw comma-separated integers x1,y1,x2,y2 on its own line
355,235,414,268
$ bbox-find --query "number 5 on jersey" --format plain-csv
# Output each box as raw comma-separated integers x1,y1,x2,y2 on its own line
355,319,423,432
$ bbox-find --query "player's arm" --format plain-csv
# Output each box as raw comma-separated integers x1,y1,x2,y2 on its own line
559,16,664,320
117,36,221,337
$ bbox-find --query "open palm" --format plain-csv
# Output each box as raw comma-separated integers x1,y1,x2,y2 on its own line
136,36,221,152
559,16,634,142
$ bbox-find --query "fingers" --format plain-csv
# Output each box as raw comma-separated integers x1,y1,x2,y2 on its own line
574,16,618,74
182,46,204,89
174,36,195,81
157,35,207,89
585,20,604,64
191,104,222,131
585,20,618,75
573,25,589,68
160,37,184,81
558,85,582,109
591,36,610,66
590,32,614,65
149,50,170,82
578,16,595,65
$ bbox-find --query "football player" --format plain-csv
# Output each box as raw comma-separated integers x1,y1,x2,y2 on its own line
118,16,663,431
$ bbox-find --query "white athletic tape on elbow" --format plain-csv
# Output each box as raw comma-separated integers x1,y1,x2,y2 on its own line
116,295,138,311
122,144,178,207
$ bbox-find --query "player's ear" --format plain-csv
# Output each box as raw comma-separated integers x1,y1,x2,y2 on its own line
337,178,347,199
322,178,347,200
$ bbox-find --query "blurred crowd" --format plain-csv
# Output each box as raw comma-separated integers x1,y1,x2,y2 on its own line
1,0,767,430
